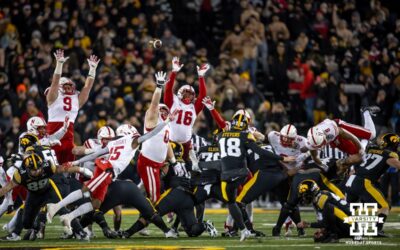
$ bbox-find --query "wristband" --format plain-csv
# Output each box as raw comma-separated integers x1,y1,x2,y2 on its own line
88,68,96,78
54,62,63,75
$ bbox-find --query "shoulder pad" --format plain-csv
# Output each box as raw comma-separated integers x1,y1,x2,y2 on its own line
389,151,399,160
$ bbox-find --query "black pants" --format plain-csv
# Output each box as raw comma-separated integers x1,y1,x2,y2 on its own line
380,172,399,205
22,179,72,230
321,203,350,238
237,170,286,204
194,184,224,204
156,188,206,237
345,175,389,209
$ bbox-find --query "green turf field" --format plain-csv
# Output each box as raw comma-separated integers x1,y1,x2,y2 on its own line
0,209,399,249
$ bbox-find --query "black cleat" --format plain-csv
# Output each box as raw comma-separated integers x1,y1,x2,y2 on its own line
221,230,238,237
118,230,132,239
23,229,37,241
251,229,265,237
321,233,339,243
272,226,281,237
361,106,381,116
102,227,118,239
297,228,306,237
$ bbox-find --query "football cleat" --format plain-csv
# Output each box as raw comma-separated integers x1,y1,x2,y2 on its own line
360,106,381,116
240,228,252,242
272,226,281,237
138,228,150,236
23,229,37,241
165,228,178,238
102,227,118,239
204,220,218,237
59,214,73,236
1,233,21,241
46,203,60,223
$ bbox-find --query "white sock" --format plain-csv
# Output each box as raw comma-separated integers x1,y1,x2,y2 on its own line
363,111,376,139
361,139,369,151
7,208,20,232
246,202,253,222
226,214,234,227
68,202,94,220
56,189,84,209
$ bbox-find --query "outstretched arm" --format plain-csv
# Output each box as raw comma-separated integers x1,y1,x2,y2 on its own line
79,55,100,108
48,116,70,141
0,181,18,198
71,147,109,165
194,64,210,114
47,49,69,106
339,127,363,164
145,72,166,129
202,96,228,129
164,57,183,108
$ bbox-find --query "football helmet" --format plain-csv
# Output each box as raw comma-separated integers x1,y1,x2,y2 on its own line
307,127,326,148
27,116,47,138
59,77,76,95
97,126,115,146
159,104,170,121
170,141,184,161
378,133,400,151
177,85,195,105
298,179,320,205
230,110,250,131
23,153,45,179
116,124,140,137
280,124,297,147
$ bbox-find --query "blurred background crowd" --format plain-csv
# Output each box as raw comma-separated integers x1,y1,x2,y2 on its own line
0,0,399,205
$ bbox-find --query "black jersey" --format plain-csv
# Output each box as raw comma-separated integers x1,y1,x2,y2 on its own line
218,130,283,181
354,146,398,181
246,144,283,173
311,190,351,228
164,160,192,192
13,146,57,193
192,145,221,185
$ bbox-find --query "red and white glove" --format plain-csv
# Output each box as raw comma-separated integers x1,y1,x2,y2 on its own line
172,57,184,72
202,96,215,110
87,54,100,78
197,64,210,77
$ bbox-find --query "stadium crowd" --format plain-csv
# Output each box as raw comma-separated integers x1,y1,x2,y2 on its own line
0,0,399,206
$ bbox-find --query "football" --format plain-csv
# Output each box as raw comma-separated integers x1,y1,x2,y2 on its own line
149,39,162,49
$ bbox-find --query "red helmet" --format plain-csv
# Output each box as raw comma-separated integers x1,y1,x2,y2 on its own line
59,77,76,95
177,85,195,105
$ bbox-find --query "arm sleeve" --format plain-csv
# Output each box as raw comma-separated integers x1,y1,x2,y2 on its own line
48,125,68,141
246,138,283,161
194,76,207,114
164,71,176,108
210,109,227,129
75,147,109,165
137,120,169,144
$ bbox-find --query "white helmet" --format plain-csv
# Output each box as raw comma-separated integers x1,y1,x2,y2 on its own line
280,124,297,147
27,116,47,138
307,126,326,148
97,126,115,142
177,85,195,104
159,103,170,121
116,124,140,137
59,77,76,95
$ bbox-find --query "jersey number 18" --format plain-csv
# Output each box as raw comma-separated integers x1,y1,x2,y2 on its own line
219,138,241,158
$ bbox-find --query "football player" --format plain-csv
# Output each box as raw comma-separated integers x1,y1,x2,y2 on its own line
296,180,351,243
46,49,100,164
344,133,400,236
163,57,209,161
46,119,171,234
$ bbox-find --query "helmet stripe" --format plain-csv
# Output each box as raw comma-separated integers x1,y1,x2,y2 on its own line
311,127,318,145
32,153,37,169
287,124,292,135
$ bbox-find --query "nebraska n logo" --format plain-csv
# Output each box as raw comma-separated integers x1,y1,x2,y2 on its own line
344,203,383,237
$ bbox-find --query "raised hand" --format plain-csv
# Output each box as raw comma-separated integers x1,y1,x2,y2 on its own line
202,96,215,110
87,55,100,78
53,49,69,64
197,63,210,77
172,57,184,72
154,71,167,88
